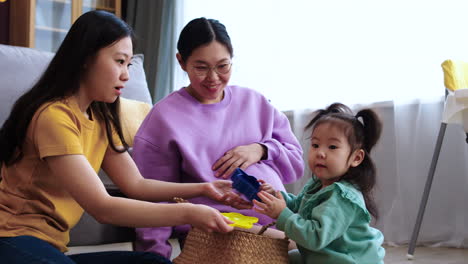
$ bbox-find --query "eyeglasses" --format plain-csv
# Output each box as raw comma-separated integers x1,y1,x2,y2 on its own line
191,62,232,76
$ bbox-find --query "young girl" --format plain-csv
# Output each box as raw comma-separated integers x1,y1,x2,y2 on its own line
254,103,385,264
0,11,248,264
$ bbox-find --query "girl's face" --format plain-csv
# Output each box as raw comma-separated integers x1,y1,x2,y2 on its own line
178,41,232,104
80,36,133,106
308,122,364,188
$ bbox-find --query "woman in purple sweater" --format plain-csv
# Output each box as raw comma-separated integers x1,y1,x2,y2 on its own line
132,17,304,258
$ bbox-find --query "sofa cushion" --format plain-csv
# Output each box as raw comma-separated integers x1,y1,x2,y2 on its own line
0,44,52,126
120,97,152,146
123,54,152,104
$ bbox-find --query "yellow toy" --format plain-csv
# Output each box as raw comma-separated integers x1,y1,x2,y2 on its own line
221,212,259,229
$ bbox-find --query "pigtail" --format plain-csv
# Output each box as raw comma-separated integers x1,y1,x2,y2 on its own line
355,109,382,153
350,108,382,220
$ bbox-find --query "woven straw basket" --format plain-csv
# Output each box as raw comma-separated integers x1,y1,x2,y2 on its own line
172,197,289,264
173,227,289,264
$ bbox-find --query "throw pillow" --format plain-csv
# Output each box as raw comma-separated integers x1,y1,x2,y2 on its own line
122,54,152,104
119,97,151,146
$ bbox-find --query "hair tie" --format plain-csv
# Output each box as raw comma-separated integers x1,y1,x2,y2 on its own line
355,115,364,126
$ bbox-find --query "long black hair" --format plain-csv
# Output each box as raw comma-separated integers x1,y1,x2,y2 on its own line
0,10,133,166
306,103,383,219
177,17,233,62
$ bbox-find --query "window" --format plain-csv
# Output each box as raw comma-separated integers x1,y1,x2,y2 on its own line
182,0,468,111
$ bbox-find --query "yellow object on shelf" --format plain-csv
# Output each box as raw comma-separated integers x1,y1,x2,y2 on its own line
221,212,259,229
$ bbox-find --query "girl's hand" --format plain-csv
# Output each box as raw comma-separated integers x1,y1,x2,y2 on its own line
258,179,275,195
253,191,286,219
203,180,253,209
212,143,266,179
189,204,234,233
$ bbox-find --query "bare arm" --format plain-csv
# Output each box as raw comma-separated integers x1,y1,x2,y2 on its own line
102,148,252,209
103,149,207,201
45,154,233,232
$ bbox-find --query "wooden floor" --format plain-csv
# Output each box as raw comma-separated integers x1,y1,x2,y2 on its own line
385,245,468,264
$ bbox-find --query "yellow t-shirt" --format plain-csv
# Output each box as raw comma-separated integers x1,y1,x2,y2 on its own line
0,97,114,252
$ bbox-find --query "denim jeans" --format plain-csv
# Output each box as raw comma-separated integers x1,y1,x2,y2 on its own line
0,236,172,264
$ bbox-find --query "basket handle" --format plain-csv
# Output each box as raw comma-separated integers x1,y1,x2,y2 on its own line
256,221,276,235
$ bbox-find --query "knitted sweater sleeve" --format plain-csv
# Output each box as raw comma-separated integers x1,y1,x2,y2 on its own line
132,110,182,183
276,189,357,250
260,107,304,184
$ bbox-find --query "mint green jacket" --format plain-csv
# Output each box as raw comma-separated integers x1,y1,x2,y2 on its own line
277,179,385,264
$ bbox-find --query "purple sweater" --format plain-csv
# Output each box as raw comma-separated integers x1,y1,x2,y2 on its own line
132,86,304,257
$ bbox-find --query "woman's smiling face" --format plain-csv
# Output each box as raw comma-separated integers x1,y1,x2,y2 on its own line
179,41,232,104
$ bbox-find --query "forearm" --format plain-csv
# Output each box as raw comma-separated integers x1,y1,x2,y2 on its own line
94,195,195,227
126,179,207,202
277,208,325,250
46,154,206,228
103,148,207,202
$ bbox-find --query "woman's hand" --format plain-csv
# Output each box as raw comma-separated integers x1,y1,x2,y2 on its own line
188,204,234,233
253,191,286,219
258,179,276,195
212,143,266,179
203,180,253,209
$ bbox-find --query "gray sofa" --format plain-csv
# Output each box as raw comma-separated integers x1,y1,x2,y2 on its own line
0,44,180,256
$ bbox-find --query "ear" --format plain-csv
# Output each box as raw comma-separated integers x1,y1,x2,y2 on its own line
350,149,365,167
176,53,187,71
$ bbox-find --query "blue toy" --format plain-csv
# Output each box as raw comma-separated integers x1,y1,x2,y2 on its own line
231,168,261,201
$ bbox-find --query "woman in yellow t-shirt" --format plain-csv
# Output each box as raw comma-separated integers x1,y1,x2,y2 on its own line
0,11,249,264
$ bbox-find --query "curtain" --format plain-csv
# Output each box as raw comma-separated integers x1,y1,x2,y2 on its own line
181,0,468,112
285,99,468,247
126,0,183,103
